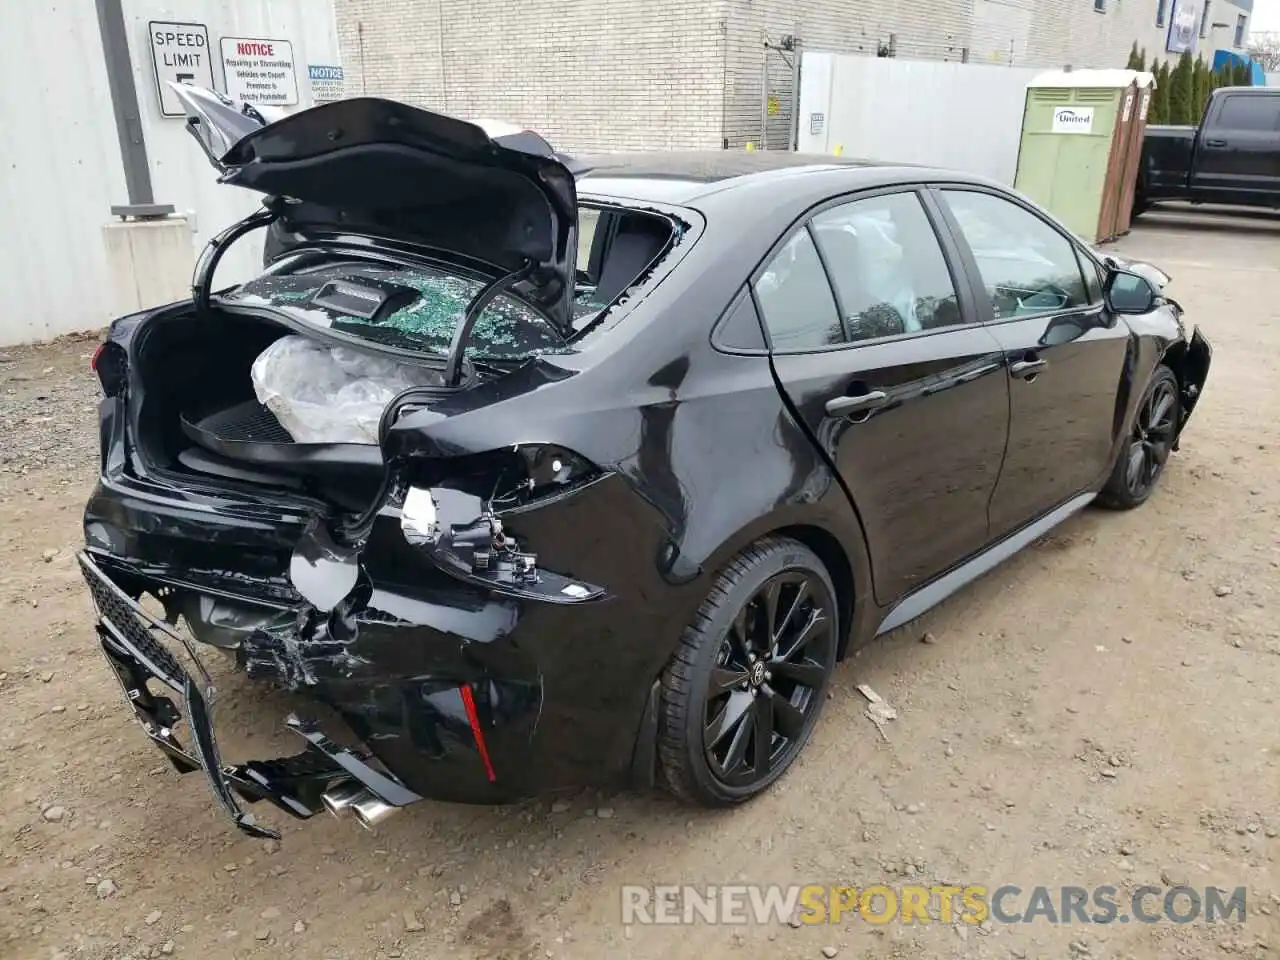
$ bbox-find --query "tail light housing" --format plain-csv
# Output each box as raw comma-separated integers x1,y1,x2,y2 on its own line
92,342,128,398
398,444,606,603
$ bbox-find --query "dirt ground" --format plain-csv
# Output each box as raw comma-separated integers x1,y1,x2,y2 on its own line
0,207,1277,960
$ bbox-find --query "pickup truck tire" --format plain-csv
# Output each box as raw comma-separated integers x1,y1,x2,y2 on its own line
1096,365,1180,510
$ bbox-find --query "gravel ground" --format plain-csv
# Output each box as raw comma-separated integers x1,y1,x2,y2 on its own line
0,208,1276,960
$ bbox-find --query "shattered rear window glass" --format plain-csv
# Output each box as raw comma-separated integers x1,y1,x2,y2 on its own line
225,264,572,361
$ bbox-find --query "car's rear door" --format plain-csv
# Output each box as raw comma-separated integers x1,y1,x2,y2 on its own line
759,187,1010,608
930,186,1130,539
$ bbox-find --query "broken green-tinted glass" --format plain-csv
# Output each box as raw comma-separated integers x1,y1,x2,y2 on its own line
226,264,573,361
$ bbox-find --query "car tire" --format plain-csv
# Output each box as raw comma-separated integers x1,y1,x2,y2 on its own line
1096,364,1180,510
657,537,839,806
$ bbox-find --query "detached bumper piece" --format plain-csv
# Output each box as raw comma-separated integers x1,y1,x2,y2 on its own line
79,551,421,838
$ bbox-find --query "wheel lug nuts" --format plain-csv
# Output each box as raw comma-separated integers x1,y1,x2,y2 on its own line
764,671,772,680
750,688,758,697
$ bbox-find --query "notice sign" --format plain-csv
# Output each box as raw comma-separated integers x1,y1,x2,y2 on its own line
1052,106,1095,134
220,37,299,106
149,22,215,117
307,64,345,104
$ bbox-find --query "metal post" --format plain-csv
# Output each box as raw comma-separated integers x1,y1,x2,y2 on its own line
760,44,769,151
95,0,174,218
788,40,802,151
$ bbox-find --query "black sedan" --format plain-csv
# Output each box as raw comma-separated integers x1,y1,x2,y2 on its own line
79,86,1210,838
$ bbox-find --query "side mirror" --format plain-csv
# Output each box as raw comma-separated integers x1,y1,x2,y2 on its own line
1105,270,1158,314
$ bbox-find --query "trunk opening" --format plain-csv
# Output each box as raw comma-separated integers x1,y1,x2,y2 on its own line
130,309,437,512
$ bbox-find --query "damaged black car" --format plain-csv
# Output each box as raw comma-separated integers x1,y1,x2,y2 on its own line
80,84,1211,838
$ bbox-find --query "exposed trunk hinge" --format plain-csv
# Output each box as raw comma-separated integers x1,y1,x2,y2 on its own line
192,201,282,315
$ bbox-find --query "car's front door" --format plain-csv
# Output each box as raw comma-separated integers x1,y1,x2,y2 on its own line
1189,92,1280,206
757,188,1010,608
931,187,1131,539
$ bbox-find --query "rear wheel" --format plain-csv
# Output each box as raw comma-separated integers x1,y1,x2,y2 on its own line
657,537,838,806
1097,365,1180,510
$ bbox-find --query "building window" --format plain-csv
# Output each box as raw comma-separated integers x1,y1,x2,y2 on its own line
1199,0,1212,37
1235,13,1246,47
1094,0,1106,12
1156,0,1167,26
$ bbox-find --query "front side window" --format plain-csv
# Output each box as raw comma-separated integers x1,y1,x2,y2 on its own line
1217,95,1280,131
939,190,1089,320
811,192,964,342
753,229,843,351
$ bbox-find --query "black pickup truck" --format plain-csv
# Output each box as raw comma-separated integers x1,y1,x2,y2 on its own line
1136,86,1280,215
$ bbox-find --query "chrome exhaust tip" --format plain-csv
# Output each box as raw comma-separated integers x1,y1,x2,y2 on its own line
350,792,397,831
321,781,366,818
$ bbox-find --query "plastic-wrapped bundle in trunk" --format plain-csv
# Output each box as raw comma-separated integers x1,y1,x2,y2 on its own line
250,335,442,445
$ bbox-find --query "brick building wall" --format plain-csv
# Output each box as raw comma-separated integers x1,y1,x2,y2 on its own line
334,0,1256,153
335,0,727,150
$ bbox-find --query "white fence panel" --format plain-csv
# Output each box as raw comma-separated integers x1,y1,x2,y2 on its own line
0,4,129,343
798,53,1041,185
0,1,340,347
120,0,342,290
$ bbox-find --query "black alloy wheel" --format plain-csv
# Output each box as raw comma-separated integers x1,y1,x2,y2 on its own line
658,538,839,805
1098,365,1181,509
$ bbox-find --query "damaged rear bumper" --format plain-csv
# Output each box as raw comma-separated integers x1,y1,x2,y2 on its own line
79,466,690,834
80,550,422,838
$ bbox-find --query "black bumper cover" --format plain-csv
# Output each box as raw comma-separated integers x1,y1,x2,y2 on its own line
80,550,421,838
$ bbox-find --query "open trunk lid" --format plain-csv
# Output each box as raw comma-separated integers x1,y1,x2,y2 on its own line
170,84,580,333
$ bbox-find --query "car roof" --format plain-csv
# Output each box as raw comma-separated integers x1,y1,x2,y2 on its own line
572,151,987,206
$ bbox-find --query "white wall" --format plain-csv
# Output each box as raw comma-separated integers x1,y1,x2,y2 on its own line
797,52,1040,185
0,3,129,343
0,0,340,347
120,0,342,290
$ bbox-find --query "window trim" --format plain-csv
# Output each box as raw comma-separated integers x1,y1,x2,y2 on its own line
748,184,987,356
710,284,771,355
926,183,1107,328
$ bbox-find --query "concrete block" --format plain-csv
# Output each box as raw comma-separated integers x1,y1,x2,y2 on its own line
102,216,195,318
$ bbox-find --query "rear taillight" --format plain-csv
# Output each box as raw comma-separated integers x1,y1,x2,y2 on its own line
92,342,127,397
397,445,607,603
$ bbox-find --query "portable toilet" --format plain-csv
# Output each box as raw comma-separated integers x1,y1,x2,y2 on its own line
1013,69,1153,244
1113,73,1157,236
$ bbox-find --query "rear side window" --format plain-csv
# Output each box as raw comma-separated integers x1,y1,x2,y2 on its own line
753,229,843,351
940,190,1089,319
1216,95,1280,132
811,192,963,342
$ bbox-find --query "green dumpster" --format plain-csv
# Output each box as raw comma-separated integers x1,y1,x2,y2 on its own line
1013,69,1153,244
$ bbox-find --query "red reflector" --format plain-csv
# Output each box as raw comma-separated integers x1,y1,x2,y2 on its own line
90,343,106,371
459,684,497,783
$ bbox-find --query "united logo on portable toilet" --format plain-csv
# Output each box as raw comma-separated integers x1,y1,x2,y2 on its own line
1051,106,1095,134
